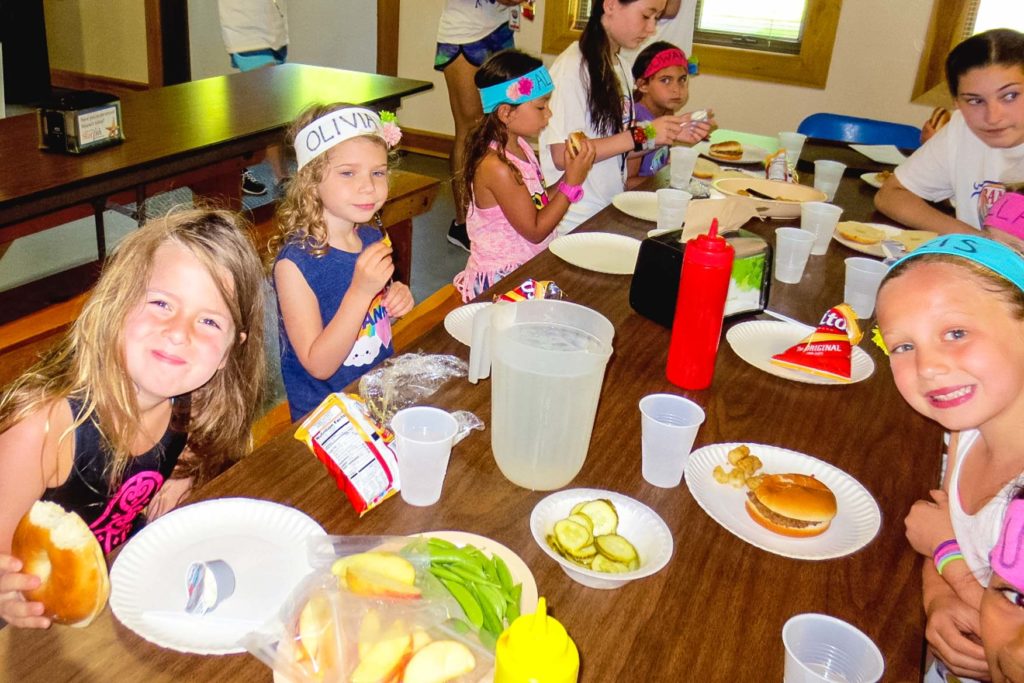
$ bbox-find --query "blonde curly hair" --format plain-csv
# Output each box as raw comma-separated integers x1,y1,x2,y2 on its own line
0,207,267,487
271,102,394,261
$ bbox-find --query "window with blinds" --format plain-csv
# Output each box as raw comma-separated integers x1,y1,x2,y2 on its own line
571,0,592,31
964,0,1024,38
694,0,807,54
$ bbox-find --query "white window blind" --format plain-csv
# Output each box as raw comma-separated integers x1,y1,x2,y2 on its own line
964,0,1024,38
694,0,808,54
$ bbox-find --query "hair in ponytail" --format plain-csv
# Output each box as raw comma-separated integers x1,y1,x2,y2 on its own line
579,1,639,136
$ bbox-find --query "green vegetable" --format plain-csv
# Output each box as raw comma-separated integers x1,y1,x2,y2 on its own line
731,254,765,292
426,536,524,644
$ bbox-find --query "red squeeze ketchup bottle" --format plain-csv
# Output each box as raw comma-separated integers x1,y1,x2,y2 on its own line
666,218,735,389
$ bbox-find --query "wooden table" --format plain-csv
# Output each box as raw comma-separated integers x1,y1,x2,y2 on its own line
0,156,940,682
0,64,431,237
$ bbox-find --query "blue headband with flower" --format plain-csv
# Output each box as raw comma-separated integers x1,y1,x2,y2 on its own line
479,66,554,114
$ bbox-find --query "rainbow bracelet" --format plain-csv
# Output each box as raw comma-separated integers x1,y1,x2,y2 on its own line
933,539,964,576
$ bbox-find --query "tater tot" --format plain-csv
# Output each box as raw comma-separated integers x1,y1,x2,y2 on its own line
738,455,763,475
728,468,747,488
747,475,764,490
728,445,750,465
713,465,729,484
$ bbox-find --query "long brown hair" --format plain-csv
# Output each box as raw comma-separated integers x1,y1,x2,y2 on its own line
272,102,392,260
456,49,542,211
581,0,642,136
0,208,267,487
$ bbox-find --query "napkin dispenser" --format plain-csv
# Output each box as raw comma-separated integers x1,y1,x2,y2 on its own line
37,90,125,154
629,229,772,328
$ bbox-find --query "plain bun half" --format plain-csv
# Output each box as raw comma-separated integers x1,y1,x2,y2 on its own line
11,501,110,627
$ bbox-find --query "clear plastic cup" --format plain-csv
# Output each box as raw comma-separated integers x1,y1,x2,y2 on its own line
782,614,884,683
391,406,458,506
774,227,816,284
670,146,700,189
778,131,808,169
801,202,844,255
639,394,705,488
844,257,890,318
813,160,847,202
656,188,692,231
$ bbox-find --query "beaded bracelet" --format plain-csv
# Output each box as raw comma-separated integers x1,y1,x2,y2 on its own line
630,124,657,152
933,539,964,576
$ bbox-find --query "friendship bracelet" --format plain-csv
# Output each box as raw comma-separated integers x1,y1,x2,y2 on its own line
630,124,657,153
933,539,959,559
936,552,965,576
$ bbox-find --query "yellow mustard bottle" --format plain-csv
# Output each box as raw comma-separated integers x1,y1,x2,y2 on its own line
494,597,579,683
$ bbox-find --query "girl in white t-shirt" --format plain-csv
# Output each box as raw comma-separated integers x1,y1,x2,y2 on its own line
876,29,1024,237
539,0,711,233
876,234,1024,682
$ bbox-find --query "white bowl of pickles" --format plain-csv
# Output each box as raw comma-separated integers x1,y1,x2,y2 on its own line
530,488,674,590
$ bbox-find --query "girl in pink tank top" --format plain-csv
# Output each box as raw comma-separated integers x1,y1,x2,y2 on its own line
453,49,595,302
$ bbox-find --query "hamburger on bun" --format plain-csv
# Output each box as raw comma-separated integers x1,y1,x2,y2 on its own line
567,130,588,156
11,501,110,627
709,140,743,161
745,473,837,538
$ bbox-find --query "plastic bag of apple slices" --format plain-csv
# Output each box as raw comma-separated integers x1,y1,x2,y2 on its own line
242,570,495,682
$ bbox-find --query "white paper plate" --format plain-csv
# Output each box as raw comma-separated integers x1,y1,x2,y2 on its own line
549,233,642,275
859,172,890,189
726,320,875,385
421,531,538,614
612,191,658,222
833,223,937,258
530,488,673,589
110,498,326,654
443,302,489,346
685,443,881,560
695,141,769,165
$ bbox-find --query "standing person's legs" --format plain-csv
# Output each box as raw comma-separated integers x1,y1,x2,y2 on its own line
442,53,482,227
232,48,289,194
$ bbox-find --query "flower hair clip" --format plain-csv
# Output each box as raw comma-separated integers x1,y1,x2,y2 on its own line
379,111,402,149
506,76,534,102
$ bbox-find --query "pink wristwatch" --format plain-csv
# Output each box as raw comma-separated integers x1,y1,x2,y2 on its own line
558,181,584,203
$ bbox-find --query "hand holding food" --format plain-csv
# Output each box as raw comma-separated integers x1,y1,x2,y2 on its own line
10,501,109,627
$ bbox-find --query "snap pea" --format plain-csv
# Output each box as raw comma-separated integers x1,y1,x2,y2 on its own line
440,578,483,628
425,536,525,642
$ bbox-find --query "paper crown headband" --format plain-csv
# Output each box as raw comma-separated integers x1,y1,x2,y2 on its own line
294,107,402,170
641,47,688,80
888,233,1024,294
992,498,1024,591
479,65,554,114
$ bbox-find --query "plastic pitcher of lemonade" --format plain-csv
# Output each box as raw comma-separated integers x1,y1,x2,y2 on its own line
468,299,614,490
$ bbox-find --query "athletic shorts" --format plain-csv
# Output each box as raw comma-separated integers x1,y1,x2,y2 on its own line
434,22,514,71
231,46,288,72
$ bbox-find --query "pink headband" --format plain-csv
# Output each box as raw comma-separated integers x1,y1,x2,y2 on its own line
992,498,1024,591
642,48,688,80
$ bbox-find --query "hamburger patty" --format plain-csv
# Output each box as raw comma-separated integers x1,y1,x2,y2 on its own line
746,491,818,529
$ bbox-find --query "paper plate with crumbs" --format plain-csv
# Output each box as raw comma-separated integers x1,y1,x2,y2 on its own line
685,443,881,560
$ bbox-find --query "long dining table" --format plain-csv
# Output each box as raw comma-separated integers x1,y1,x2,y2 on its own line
0,146,941,682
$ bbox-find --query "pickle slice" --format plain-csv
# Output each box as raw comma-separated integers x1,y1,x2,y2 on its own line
590,554,631,573
579,499,618,536
568,513,594,533
566,543,597,560
594,534,638,565
553,519,592,553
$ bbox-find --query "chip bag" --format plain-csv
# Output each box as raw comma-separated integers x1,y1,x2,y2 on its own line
770,304,862,381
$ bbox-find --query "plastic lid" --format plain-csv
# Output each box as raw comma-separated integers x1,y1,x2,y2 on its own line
686,218,735,267
494,597,580,683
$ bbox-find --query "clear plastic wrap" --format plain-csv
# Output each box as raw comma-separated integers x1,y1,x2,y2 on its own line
358,353,483,441
242,535,495,682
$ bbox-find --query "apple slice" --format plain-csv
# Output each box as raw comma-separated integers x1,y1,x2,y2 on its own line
333,551,418,592
347,565,422,600
351,628,413,683
358,609,383,660
403,640,476,683
298,595,342,679
411,627,433,653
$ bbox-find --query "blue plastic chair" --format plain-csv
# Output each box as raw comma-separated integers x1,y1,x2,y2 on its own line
797,113,922,150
